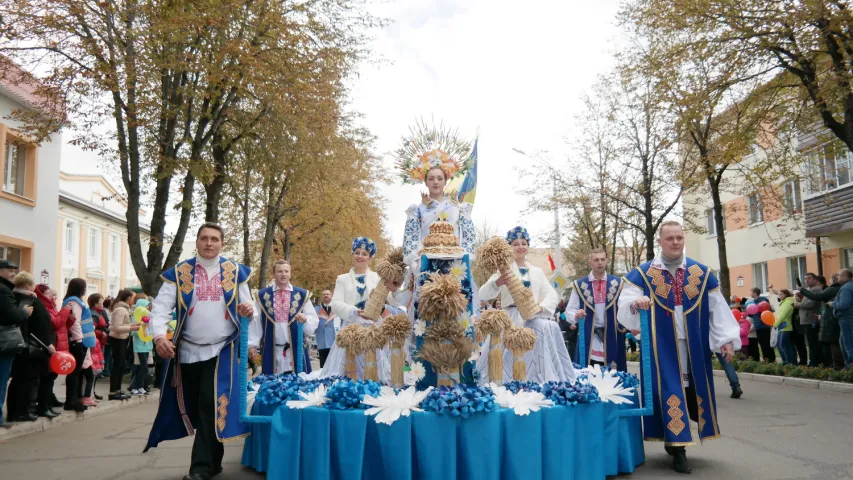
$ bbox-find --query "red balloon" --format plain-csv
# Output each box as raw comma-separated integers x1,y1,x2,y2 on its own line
730,308,741,319
50,351,76,376
758,301,771,313
760,310,775,327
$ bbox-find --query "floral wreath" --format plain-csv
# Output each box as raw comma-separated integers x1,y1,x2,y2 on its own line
505,226,530,244
397,149,465,185
351,236,377,257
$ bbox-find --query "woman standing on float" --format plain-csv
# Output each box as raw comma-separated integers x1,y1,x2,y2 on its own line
319,237,398,382
477,226,575,383
393,150,479,386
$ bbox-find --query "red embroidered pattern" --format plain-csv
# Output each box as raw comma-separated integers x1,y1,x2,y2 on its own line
662,269,685,306
195,264,222,302
274,288,291,324
592,279,606,304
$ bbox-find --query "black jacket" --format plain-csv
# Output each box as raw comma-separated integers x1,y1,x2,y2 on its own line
801,283,841,343
0,277,28,327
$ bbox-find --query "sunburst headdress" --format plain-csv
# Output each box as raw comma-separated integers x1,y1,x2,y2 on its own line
397,149,466,185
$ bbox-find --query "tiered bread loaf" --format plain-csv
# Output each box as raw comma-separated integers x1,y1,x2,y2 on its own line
421,220,464,255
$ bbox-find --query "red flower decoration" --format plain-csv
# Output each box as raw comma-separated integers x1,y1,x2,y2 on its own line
142,316,151,324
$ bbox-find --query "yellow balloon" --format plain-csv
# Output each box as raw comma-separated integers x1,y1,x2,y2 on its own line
137,323,154,342
133,307,153,342
166,320,177,340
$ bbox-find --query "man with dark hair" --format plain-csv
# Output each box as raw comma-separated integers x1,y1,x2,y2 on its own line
832,269,853,367
795,272,824,366
749,287,775,363
145,223,255,480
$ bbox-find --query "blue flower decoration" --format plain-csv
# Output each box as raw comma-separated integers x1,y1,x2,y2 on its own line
351,237,377,257
355,275,366,284
519,267,528,276
503,381,542,394
254,373,341,408
356,286,367,297
420,385,497,418
540,380,600,406
610,370,640,390
522,280,531,289
505,226,530,244
355,300,366,310
324,379,383,410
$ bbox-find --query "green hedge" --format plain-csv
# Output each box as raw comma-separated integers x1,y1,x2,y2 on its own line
625,352,853,384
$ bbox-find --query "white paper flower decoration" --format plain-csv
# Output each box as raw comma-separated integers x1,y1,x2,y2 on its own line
286,384,328,409
410,361,426,380
488,382,553,416
362,386,434,425
449,260,468,278
584,367,635,404
414,320,426,337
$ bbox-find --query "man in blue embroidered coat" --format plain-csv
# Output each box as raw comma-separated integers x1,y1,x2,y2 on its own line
145,223,255,480
618,221,740,474
314,289,339,368
249,260,318,375
565,248,627,370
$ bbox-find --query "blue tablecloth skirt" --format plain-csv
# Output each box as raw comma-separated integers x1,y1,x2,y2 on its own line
242,397,645,479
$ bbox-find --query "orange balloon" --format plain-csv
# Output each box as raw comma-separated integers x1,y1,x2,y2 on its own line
760,310,775,326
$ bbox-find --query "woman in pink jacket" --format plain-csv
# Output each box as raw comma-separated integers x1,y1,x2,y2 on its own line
739,312,751,357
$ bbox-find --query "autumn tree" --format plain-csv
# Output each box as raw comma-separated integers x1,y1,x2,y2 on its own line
0,0,379,294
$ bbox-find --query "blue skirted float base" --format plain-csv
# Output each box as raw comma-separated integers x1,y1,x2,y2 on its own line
242,394,644,479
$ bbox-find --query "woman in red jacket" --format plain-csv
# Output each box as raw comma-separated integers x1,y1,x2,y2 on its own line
35,284,74,412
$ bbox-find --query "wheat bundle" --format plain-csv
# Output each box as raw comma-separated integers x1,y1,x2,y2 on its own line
355,326,386,382
381,313,411,387
478,309,513,383
418,273,467,322
363,247,407,320
424,318,465,342
419,338,473,387
503,326,537,381
476,237,539,320
336,324,364,379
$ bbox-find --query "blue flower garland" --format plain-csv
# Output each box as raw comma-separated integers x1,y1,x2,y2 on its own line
420,385,497,418
540,381,600,406
503,380,542,394
324,379,383,410
255,374,340,408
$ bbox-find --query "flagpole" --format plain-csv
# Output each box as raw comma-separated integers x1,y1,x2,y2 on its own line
552,179,562,273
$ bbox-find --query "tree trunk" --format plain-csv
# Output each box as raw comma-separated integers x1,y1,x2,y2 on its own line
284,229,292,261
241,168,251,266
205,139,228,224
708,173,731,300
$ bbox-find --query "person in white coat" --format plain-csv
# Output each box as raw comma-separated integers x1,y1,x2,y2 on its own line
249,260,319,375
617,221,740,474
476,226,575,383
319,237,398,382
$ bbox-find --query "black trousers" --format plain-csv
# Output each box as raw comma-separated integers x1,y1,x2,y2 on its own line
109,337,127,392
747,342,761,362
803,324,823,366
791,327,808,365
64,342,87,406
756,329,775,363
7,360,37,419
38,372,57,412
318,348,331,368
181,357,223,477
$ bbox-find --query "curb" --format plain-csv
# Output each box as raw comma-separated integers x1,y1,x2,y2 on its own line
0,392,157,443
626,361,853,395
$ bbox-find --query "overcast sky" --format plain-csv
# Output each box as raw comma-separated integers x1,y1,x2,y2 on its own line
60,0,623,248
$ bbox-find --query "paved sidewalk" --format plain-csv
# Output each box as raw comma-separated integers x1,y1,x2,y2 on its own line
1,374,156,442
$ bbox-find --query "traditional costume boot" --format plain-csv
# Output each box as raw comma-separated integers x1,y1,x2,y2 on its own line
671,446,691,474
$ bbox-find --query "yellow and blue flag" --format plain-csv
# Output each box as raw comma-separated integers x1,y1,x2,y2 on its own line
456,138,478,205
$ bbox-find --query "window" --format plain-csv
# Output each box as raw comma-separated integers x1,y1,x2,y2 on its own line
3,141,27,196
752,262,769,293
747,193,764,224
64,221,75,254
844,248,853,269
787,256,808,289
706,208,724,236
86,284,98,297
783,180,802,213
109,234,119,263
0,245,22,266
88,227,99,259
802,141,853,196
108,278,119,297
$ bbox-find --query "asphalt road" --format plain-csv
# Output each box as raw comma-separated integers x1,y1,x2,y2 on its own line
1,375,851,480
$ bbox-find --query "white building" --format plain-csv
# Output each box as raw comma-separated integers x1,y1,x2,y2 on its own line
0,60,63,283
57,172,154,296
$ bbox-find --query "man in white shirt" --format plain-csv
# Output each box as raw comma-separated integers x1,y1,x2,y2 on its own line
249,260,318,374
144,223,255,480
565,248,627,370
618,221,740,474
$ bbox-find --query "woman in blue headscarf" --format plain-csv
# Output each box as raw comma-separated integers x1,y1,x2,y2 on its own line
476,226,576,383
